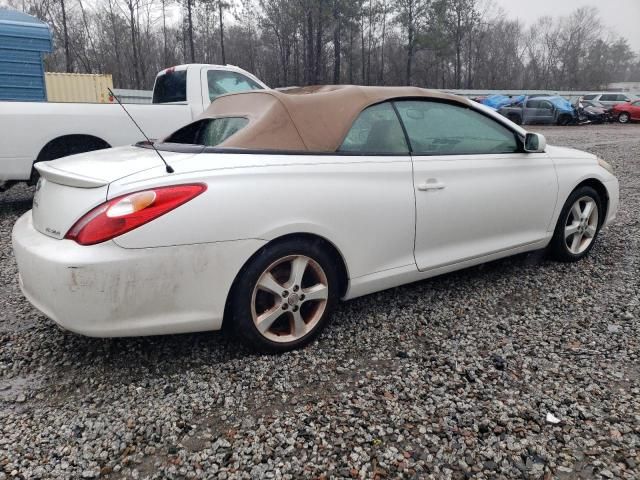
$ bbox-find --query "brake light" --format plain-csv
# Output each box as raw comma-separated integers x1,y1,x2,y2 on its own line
65,184,206,245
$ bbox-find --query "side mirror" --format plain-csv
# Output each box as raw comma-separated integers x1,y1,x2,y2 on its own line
524,132,546,153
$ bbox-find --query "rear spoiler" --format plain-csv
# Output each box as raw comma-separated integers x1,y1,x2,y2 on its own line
35,162,108,188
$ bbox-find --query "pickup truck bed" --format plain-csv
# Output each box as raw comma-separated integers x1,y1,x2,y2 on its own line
0,63,267,190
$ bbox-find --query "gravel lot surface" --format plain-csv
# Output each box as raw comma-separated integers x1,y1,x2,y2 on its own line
1,124,639,479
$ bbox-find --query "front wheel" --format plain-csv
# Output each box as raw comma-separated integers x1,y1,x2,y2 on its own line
557,114,573,126
229,239,339,352
548,186,603,262
507,113,522,125
618,112,630,124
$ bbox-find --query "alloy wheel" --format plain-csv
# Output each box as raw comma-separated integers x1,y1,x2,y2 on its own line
564,196,599,255
251,255,329,343
619,112,630,124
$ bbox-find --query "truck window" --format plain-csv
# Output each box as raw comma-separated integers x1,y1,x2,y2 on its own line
164,117,248,146
207,70,264,101
152,70,187,103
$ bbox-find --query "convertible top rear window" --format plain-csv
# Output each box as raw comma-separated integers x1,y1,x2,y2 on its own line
164,117,248,146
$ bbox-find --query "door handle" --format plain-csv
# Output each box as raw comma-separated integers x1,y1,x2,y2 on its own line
418,179,446,191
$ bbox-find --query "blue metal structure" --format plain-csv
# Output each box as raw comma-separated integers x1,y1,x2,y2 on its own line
0,9,52,101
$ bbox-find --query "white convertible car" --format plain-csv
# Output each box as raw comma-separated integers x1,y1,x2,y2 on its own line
12,86,619,352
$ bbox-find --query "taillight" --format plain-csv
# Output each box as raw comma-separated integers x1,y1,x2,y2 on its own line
65,184,206,245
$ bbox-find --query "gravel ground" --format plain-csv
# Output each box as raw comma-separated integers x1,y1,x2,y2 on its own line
1,124,639,479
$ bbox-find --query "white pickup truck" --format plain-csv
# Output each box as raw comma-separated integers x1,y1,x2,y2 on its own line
0,63,267,191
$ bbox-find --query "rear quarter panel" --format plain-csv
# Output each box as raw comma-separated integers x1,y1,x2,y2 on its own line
110,155,417,280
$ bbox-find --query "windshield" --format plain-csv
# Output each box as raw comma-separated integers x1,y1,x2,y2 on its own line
152,70,187,103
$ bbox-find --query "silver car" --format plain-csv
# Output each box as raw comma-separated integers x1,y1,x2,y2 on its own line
582,93,638,108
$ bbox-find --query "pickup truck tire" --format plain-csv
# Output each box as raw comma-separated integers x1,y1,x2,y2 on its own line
506,113,522,125
557,114,573,126
30,135,111,185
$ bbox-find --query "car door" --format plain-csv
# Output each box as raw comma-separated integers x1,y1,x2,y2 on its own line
630,100,640,120
394,100,558,271
522,99,539,124
598,94,617,107
537,100,555,124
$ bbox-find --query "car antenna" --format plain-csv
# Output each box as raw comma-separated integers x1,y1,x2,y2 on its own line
107,87,174,174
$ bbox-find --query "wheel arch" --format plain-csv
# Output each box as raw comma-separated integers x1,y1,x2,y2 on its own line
31,134,111,183
222,232,350,330
557,113,573,126
37,134,112,160
506,112,522,125
572,178,610,225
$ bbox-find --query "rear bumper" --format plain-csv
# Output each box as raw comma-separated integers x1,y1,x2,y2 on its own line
12,211,265,337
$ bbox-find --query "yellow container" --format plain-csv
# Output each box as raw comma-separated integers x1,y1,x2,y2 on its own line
45,72,114,103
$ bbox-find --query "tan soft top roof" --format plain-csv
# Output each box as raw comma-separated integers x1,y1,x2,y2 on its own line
201,85,473,152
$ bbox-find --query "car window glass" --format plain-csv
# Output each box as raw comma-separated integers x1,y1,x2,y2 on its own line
582,95,597,100
207,70,263,101
394,100,519,155
164,117,248,146
152,70,187,103
600,94,615,101
618,94,629,101
339,102,409,154
526,100,539,108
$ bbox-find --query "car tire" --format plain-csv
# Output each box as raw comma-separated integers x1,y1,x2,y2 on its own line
618,112,630,124
548,186,603,262
507,114,522,125
229,238,339,353
557,114,572,126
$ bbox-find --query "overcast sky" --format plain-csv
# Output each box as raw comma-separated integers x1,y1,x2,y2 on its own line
492,0,640,51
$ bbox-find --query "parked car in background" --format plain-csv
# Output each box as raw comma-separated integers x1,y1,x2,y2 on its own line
581,99,609,110
611,99,640,123
12,85,619,352
498,96,575,125
576,99,611,124
582,93,638,107
0,64,267,191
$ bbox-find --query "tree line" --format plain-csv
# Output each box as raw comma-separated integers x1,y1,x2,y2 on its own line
7,0,640,91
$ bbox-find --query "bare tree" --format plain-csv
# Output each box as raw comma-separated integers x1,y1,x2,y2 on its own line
60,0,72,71
395,0,430,85
185,0,195,62
218,0,226,63
18,0,638,91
